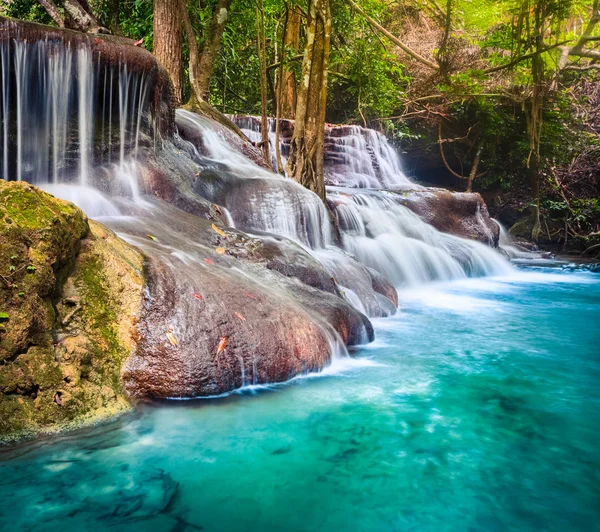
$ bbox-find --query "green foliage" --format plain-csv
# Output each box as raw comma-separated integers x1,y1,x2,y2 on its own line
119,0,154,47
0,0,52,24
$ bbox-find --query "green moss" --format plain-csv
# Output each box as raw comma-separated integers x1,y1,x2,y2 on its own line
0,182,141,443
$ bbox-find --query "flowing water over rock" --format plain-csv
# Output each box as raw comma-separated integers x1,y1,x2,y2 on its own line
234,114,412,188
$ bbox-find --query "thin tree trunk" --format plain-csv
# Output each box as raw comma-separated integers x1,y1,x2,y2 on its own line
274,8,288,174
281,6,301,118
154,0,183,105
256,0,271,164
63,0,104,32
286,0,331,200
195,0,232,101
105,0,122,35
467,143,482,192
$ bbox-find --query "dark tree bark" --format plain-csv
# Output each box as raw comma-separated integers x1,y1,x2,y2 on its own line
286,0,331,200
180,0,231,104
154,0,183,105
38,0,65,27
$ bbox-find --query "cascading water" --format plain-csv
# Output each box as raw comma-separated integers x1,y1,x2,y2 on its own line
330,190,512,286
176,110,333,249
494,219,548,261
233,115,413,189
181,112,511,292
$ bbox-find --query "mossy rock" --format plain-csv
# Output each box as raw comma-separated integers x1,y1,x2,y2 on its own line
0,182,144,442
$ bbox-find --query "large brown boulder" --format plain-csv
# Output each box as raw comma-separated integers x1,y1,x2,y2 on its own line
103,199,373,399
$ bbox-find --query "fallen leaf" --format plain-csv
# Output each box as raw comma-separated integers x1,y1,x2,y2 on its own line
147,234,158,241
192,293,204,301
203,258,215,265
216,336,228,356
234,312,246,322
215,247,226,255
214,205,223,215
134,38,144,47
211,223,227,238
242,290,258,300
166,331,178,346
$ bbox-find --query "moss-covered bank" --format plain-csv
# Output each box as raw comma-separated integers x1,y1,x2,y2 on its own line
0,182,144,443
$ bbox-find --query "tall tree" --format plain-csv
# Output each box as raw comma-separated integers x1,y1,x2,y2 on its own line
280,5,301,118
286,0,331,200
256,0,271,163
181,0,232,104
154,0,183,104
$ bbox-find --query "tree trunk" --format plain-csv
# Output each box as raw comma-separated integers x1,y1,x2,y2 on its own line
281,6,300,118
105,0,122,35
466,143,482,192
286,0,331,201
154,0,183,105
63,0,104,32
256,0,271,164
195,0,232,101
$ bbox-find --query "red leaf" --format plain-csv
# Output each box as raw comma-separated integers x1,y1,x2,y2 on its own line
234,312,246,322
192,293,203,301
204,258,215,265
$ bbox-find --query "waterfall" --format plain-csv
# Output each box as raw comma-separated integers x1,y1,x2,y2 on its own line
494,219,546,260
176,110,333,249
0,34,153,185
331,190,512,286
233,115,413,189
0,24,517,396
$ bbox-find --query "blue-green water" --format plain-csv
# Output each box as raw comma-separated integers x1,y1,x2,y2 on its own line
1,268,599,531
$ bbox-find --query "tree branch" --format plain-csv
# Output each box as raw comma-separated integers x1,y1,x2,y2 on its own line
346,0,439,71
38,0,65,28
484,40,570,74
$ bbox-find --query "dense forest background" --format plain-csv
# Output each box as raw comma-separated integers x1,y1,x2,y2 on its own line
2,0,600,250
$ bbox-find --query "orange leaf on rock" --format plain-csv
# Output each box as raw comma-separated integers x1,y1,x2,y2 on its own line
192,293,203,301
203,258,215,265
217,336,228,356
211,223,227,238
242,290,258,300
215,247,226,255
234,312,246,322
166,331,178,346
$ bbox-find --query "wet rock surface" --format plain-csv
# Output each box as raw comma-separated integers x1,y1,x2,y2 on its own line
0,182,144,442
394,188,500,246
105,199,373,399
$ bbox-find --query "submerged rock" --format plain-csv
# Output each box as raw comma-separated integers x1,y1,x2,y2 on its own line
0,181,144,442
